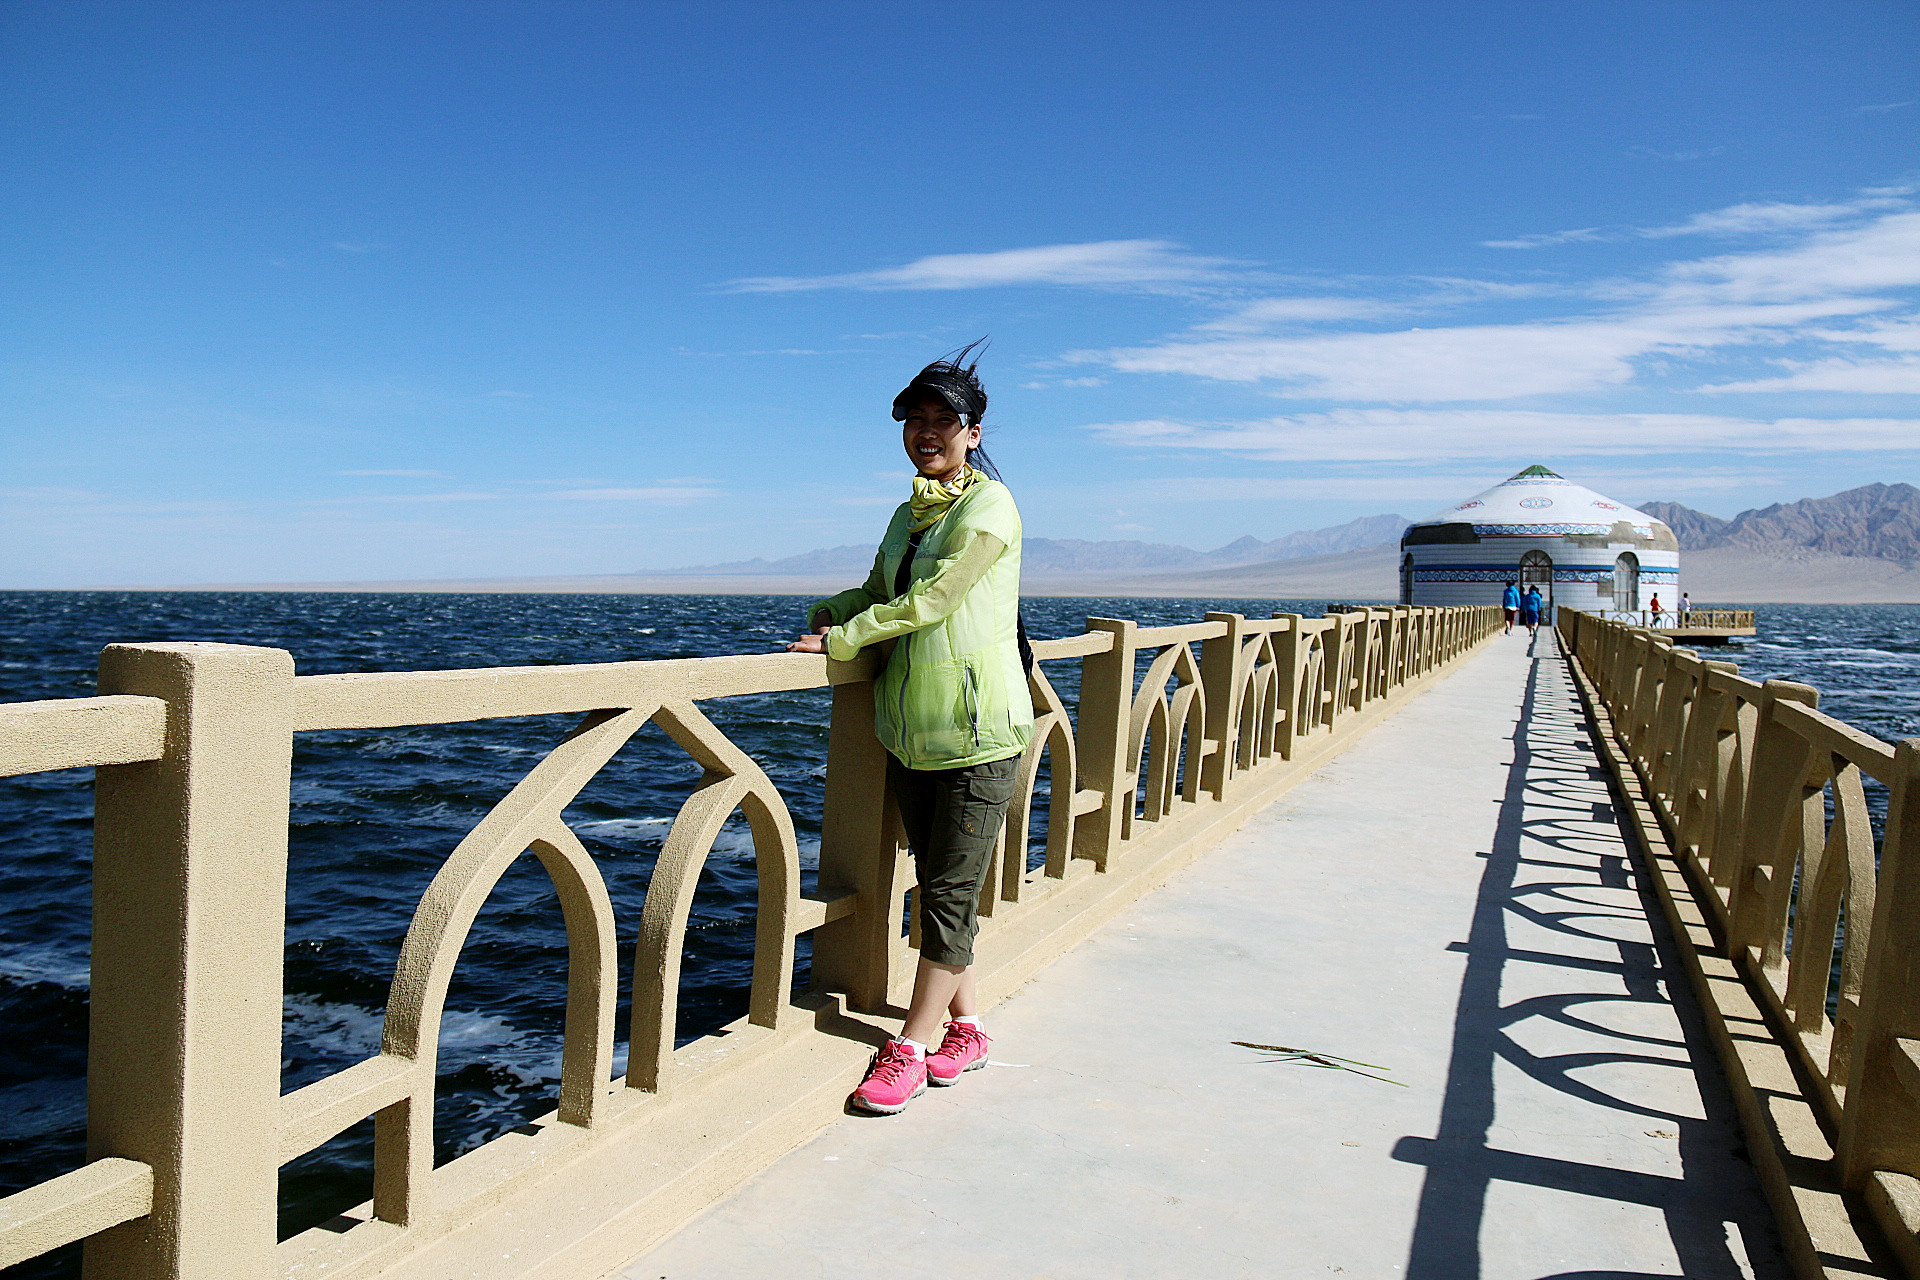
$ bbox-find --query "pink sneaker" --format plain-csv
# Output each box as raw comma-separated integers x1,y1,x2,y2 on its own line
926,1021,992,1085
851,1039,927,1114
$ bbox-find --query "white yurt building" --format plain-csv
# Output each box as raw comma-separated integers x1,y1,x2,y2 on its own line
1399,465,1679,614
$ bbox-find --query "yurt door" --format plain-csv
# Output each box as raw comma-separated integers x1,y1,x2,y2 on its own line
1519,550,1554,610
1612,553,1640,615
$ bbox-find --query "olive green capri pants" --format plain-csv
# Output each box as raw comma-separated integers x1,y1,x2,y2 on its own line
887,753,1021,967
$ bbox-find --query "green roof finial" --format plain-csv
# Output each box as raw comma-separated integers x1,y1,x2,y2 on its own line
1511,464,1561,479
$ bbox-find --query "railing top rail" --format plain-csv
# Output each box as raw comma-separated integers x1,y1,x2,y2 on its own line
1772,697,1901,784
1029,631,1116,660
1131,620,1231,647
1237,616,1297,636
1583,607,1755,629
1703,667,1765,700
0,694,168,778
285,651,865,733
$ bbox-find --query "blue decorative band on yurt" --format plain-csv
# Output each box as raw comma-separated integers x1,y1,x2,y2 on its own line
1470,523,1612,537
1411,565,1679,584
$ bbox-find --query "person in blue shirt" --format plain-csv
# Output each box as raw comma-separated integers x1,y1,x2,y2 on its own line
1502,581,1521,635
1522,585,1545,635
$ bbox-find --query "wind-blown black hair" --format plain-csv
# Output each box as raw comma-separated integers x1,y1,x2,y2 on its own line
891,338,1004,479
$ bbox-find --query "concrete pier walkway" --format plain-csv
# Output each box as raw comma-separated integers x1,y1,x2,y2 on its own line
619,633,1788,1279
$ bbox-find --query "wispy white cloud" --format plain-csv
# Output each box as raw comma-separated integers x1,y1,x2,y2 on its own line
1811,317,1920,351
1858,102,1915,114
337,468,448,477
1700,357,1920,394
354,491,500,503
1480,227,1613,250
1628,145,1726,162
1663,210,1920,300
1070,195,1920,402
1084,409,1920,463
542,486,720,503
1021,376,1108,389
1195,296,1404,330
1081,299,1889,400
723,240,1245,293
1483,190,1908,249
1127,467,1775,506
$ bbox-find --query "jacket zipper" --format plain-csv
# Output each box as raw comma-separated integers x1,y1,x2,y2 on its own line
964,665,980,750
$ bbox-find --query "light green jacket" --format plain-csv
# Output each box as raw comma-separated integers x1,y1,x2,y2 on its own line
808,480,1032,771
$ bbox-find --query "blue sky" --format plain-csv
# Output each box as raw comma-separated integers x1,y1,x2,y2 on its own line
3,0,1917,586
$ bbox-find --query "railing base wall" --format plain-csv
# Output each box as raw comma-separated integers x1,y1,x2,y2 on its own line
284,632,1492,1280
1564,648,1899,1280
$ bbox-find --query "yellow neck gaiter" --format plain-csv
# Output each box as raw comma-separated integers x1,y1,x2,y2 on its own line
907,466,983,532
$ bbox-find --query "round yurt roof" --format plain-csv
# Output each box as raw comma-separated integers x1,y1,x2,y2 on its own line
1419,464,1666,536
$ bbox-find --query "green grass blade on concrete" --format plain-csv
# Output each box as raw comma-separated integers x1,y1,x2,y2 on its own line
1232,1041,1407,1086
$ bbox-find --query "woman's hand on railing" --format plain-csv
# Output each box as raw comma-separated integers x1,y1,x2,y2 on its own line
786,622,832,654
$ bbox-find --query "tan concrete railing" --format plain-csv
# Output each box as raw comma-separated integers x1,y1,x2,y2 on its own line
1596,608,1756,630
1558,609,1920,1277
0,603,1500,1280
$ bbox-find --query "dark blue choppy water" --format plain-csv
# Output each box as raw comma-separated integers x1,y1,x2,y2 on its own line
0,589,1347,1273
0,594,1912,1274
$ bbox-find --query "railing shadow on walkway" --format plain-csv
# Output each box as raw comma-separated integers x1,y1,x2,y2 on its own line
1393,633,1783,1280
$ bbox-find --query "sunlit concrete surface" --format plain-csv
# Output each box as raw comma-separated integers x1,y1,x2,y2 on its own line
618,630,1787,1280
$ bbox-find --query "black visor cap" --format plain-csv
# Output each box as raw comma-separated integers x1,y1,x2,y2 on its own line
891,384,972,422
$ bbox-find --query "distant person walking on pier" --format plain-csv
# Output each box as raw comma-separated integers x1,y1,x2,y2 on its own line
788,342,1029,1115
1502,580,1520,635
1680,592,1691,620
1649,593,1663,628
1520,585,1544,635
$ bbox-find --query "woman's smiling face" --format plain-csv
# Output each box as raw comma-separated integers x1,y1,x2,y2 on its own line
901,395,980,481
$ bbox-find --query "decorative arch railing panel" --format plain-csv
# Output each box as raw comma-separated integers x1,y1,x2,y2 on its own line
0,604,1500,1280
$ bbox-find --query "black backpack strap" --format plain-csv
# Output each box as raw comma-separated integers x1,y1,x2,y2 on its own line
893,528,924,599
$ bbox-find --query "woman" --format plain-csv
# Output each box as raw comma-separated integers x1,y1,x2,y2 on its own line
787,344,1031,1115
1520,584,1543,635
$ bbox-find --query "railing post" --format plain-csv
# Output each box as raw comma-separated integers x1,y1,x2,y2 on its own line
1671,660,1735,870
85,643,294,1280
811,669,903,1012
1730,680,1820,970
1269,615,1302,761
1321,619,1346,731
1199,612,1245,797
1346,614,1369,713
1650,647,1695,804
1840,740,1920,1189
1073,618,1136,871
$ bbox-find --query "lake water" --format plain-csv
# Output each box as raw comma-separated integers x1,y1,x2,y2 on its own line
0,592,1912,1274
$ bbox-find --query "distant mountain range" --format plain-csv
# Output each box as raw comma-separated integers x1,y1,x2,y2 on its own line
670,512,1413,578
1640,483,1920,562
